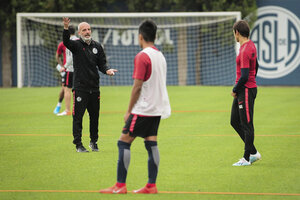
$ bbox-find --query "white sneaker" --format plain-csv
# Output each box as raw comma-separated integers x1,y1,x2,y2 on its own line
232,158,251,166
57,111,71,116
250,151,261,163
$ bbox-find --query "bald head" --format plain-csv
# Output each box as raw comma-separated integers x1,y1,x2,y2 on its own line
78,22,92,44
78,22,89,32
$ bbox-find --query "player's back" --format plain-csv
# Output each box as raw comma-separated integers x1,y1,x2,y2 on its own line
236,40,257,88
132,47,171,119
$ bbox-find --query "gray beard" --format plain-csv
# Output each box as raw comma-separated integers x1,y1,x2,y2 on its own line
81,35,92,44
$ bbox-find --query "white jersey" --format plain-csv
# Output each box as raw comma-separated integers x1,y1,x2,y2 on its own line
64,35,78,72
131,47,171,119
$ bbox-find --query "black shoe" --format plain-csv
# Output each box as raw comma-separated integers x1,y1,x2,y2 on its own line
89,142,99,152
76,145,89,153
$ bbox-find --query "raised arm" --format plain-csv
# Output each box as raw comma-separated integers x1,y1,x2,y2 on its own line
62,17,77,52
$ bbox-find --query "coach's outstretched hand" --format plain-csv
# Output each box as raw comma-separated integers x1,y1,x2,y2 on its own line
63,17,70,29
106,69,118,76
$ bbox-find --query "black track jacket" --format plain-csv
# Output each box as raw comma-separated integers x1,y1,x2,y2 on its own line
63,29,109,92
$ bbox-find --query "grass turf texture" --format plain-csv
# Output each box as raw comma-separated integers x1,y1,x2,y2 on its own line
0,86,299,200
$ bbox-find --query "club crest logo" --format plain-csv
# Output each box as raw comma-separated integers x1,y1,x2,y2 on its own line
92,48,98,54
250,6,300,79
77,97,82,102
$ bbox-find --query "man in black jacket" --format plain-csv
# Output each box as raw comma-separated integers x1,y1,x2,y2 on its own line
63,17,117,152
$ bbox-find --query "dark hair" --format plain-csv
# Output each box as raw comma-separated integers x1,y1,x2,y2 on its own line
138,19,157,42
233,20,250,38
69,25,75,35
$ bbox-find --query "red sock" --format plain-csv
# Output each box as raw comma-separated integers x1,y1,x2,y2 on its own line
146,183,156,188
116,182,126,187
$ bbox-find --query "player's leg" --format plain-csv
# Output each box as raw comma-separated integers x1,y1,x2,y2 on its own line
230,97,245,141
117,133,135,183
233,88,257,166
240,88,257,160
116,113,139,180
247,88,261,163
64,87,72,113
133,117,160,194
73,90,88,152
53,85,64,114
133,137,159,194
86,91,100,151
54,72,66,114
59,86,64,103
63,72,72,114
232,89,251,166
114,119,136,190
57,87,71,116
57,72,73,116
99,115,136,194
145,137,159,185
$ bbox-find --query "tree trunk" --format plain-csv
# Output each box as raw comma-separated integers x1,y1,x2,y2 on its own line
1,29,12,87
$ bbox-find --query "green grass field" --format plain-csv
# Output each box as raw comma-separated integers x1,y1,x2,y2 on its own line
0,86,299,200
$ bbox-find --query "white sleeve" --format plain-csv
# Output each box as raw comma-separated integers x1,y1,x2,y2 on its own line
64,48,73,70
64,36,78,71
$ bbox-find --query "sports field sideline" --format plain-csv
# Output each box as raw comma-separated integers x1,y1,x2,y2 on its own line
0,86,299,200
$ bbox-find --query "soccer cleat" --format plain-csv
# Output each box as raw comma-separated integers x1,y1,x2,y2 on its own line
250,151,261,163
57,111,71,116
232,158,251,166
76,146,89,153
89,142,99,152
132,185,158,194
99,184,127,194
53,105,61,114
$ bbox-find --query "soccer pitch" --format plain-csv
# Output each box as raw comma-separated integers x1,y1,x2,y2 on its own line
0,86,299,200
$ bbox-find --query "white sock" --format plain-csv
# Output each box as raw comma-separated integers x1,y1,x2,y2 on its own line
57,102,62,107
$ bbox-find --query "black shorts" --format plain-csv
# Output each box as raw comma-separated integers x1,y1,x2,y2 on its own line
122,114,161,138
65,72,73,88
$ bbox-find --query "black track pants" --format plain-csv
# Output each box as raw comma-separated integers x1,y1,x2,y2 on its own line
231,87,257,159
72,90,100,147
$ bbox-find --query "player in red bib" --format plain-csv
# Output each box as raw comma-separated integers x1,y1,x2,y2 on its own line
231,20,261,166
100,19,171,194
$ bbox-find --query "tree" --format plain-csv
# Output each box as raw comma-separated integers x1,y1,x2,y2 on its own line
0,0,256,87
125,0,256,85
126,0,256,20
0,0,116,87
